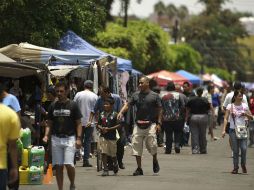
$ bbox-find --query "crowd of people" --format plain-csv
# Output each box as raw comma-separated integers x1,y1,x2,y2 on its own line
1,77,254,190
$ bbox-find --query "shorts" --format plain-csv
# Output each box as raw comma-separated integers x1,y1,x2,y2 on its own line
99,137,117,157
0,169,7,190
51,135,76,166
132,123,157,156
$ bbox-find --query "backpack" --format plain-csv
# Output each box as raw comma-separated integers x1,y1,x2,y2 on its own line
162,92,182,121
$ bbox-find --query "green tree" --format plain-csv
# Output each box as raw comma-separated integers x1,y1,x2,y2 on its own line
154,1,166,16
93,20,201,74
181,1,250,80
199,0,228,15
0,0,106,47
169,43,201,74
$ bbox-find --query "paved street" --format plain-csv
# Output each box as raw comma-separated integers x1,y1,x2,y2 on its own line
20,128,254,190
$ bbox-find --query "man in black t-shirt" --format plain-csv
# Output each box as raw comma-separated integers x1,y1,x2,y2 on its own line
43,82,82,190
118,76,162,176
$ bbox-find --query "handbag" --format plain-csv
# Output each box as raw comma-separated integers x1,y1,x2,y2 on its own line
225,122,230,134
235,124,248,139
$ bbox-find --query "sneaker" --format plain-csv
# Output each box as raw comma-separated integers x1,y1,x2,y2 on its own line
175,147,180,154
192,149,199,154
70,185,76,190
165,148,171,154
101,170,109,176
231,167,239,174
241,165,247,174
153,160,160,174
113,163,119,174
133,167,143,176
82,160,93,167
119,162,125,169
158,144,164,147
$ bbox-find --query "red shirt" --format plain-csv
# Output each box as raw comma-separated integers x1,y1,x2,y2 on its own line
249,97,254,115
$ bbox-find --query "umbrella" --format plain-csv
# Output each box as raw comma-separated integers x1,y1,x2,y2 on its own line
147,70,188,86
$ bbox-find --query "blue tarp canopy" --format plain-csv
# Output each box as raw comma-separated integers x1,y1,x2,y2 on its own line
176,70,202,85
59,30,132,72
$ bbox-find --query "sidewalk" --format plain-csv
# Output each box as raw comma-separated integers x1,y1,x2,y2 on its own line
20,128,254,190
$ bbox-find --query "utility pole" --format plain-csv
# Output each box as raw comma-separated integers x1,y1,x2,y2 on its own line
123,0,129,27
172,19,179,44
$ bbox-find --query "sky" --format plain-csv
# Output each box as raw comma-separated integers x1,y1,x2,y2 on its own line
111,0,254,18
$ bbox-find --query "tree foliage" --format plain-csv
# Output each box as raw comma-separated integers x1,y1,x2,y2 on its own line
93,20,201,74
169,44,201,74
0,0,106,47
181,1,250,80
153,1,189,21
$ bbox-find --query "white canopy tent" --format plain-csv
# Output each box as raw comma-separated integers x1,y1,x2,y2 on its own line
0,53,40,78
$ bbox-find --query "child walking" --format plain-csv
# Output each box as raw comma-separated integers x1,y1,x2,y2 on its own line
97,97,121,176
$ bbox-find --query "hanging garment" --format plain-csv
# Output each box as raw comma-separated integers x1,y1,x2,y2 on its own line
93,63,98,94
119,71,129,101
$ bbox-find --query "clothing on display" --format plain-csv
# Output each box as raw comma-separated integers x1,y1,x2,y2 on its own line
93,63,99,94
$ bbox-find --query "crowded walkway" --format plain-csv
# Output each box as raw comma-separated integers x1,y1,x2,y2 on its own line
19,128,254,190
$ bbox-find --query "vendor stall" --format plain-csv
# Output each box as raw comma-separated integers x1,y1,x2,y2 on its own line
0,53,40,78
147,70,189,86
176,70,202,85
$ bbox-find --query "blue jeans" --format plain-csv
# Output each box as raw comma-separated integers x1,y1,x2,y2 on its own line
0,169,7,190
229,129,247,168
83,127,94,161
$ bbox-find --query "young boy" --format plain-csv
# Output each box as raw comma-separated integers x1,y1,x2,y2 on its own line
97,97,121,176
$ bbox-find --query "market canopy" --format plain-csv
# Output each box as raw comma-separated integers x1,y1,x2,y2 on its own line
59,30,132,72
202,73,226,87
48,65,81,77
0,53,40,78
210,74,224,87
0,42,103,70
176,70,202,85
147,70,188,86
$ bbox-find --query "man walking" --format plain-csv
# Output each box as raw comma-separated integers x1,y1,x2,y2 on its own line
0,86,20,190
0,83,21,190
74,80,98,167
162,82,186,154
118,76,162,175
43,82,82,190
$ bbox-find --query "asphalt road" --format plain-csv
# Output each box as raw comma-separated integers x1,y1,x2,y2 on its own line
20,128,254,190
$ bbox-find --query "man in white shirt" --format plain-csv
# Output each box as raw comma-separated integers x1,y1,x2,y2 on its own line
223,82,248,109
74,80,98,167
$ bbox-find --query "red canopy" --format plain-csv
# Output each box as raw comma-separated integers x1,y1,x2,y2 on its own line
147,70,189,86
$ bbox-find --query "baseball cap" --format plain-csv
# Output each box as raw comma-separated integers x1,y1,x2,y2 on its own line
84,80,93,88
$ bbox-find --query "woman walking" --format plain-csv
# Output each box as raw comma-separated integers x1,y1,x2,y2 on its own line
222,90,253,174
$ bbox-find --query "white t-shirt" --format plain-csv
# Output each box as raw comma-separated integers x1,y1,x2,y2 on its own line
74,90,98,126
223,91,248,108
226,103,249,129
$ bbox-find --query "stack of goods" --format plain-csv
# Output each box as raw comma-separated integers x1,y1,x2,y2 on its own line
19,128,45,185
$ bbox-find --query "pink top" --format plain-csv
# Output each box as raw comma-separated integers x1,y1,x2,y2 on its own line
226,103,249,129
